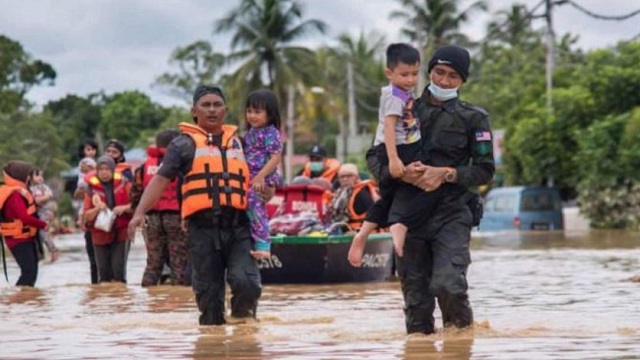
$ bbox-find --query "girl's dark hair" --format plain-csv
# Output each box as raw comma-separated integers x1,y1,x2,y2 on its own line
29,167,42,177
245,89,281,130
77,139,99,159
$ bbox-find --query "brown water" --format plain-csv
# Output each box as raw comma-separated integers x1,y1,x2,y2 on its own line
1,229,640,359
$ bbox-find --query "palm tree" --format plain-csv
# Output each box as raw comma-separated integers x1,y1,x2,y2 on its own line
332,32,387,133
215,0,327,102
389,0,487,89
154,40,226,102
486,4,536,49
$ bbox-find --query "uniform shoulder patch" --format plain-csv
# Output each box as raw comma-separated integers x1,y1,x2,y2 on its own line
459,101,489,116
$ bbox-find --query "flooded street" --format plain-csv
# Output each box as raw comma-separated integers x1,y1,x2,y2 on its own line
1,230,640,359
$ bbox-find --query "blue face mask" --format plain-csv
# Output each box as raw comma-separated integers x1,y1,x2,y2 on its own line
428,83,459,102
310,161,324,172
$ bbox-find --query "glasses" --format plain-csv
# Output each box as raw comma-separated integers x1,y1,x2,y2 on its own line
338,174,356,179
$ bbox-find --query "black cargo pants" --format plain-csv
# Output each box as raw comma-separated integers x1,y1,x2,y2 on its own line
395,188,474,334
188,211,262,325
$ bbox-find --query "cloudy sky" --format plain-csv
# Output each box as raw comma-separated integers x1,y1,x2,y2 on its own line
2,0,638,108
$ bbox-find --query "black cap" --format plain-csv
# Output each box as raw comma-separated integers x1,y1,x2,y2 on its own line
193,85,226,105
309,144,327,159
427,45,471,81
105,139,126,163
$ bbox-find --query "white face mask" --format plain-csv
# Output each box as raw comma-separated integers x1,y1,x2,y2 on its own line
428,75,459,101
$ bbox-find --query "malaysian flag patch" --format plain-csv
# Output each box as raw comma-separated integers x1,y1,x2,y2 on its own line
475,131,492,141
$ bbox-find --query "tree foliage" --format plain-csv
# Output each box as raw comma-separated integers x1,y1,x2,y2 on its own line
99,91,168,148
215,0,327,115
154,40,226,102
0,35,56,112
45,93,104,164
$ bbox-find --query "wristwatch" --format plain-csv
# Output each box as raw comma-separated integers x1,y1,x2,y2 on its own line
444,168,456,183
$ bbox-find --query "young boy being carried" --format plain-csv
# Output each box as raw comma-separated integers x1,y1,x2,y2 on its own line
348,43,441,266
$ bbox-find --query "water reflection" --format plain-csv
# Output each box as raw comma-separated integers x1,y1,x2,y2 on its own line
1,230,639,359
193,326,263,359
403,333,474,360
0,286,48,306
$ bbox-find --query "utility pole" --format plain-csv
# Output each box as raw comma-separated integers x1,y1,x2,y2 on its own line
417,31,427,92
347,61,357,137
545,0,555,115
285,85,295,184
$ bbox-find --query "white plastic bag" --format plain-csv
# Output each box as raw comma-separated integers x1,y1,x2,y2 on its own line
94,208,116,232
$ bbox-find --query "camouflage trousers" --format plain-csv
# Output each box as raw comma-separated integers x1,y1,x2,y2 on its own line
141,211,190,286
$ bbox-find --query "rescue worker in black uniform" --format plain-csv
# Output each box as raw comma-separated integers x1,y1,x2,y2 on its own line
367,45,495,334
129,86,268,325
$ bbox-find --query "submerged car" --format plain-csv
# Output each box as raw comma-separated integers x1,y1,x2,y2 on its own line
479,186,563,231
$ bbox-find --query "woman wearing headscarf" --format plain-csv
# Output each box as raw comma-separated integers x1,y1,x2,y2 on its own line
82,156,133,283
0,161,48,286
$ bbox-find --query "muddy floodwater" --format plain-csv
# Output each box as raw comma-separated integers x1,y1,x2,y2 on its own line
1,229,639,359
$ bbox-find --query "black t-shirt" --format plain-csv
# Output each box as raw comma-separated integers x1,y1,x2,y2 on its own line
157,132,247,222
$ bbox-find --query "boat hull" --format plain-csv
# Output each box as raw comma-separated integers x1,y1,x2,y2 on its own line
258,234,394,284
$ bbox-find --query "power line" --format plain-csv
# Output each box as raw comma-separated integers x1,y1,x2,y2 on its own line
567,0,640,21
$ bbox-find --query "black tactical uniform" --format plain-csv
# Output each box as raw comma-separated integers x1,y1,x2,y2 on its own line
159,133,262,325
367,91,494,334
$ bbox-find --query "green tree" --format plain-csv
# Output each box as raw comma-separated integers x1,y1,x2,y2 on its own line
484,4,536,48
154,40,226,102
333,32,387,132
44,93,105,164
0,111,64,176
576,41,640,117
575,109,640,229
390,0,486,89
0,35,56,112
99,91,168,147
215,0,328,113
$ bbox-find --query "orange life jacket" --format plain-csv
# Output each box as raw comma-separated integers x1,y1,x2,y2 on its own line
86,172,132,233
179,122,250,219
142,146,180,211
347,180,380,231
301,158,341,183
0,173,38,239
116,162,130,172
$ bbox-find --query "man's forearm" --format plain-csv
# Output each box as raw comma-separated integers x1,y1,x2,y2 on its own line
134,175,171,215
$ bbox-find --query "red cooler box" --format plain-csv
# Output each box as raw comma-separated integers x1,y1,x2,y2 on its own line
266,185,327,219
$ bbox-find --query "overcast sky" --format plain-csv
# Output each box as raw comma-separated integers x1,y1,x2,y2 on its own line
1,0,638,108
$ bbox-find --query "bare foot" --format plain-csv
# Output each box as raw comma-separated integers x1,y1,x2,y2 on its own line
49,250,60,263
348,232,368,267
